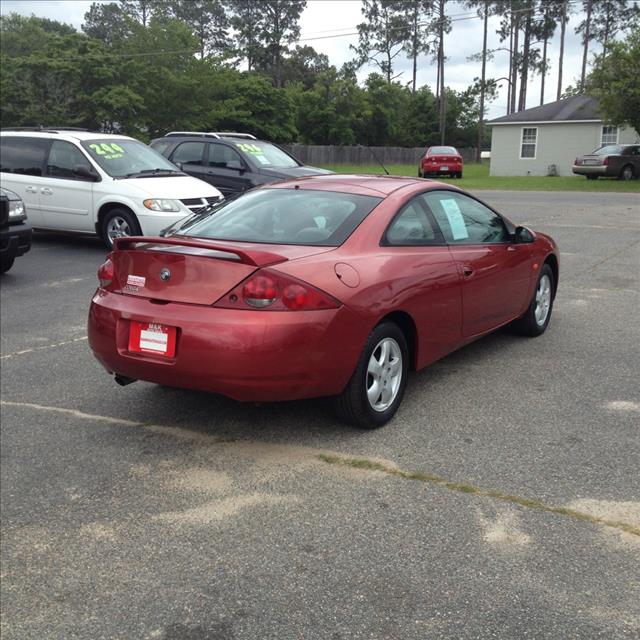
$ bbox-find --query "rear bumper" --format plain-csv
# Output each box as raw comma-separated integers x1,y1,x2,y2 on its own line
421,162,463,175
572,165,613,177
0,222,32,261
88,290,364,402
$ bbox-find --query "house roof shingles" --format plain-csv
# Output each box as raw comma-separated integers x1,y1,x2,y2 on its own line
488,95,601,125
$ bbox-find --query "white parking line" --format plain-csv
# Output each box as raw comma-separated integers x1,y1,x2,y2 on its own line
0,336,88,360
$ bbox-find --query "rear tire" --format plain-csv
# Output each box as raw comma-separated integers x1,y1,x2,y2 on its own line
418,170,424,178
101,208,141,249
620,164,635,181
512,263,555,337
334,322,409,429
1,258,15,273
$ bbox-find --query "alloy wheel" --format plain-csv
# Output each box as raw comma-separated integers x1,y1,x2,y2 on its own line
366,337,403,412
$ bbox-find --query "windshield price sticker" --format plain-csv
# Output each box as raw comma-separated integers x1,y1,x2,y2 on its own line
89,142,125,160
440,198,469,240
235,143,263,155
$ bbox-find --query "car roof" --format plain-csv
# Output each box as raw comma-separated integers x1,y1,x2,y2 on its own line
0,130,135,142
265,174,450,197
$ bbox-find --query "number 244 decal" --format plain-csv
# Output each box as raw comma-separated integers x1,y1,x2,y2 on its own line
89,142,125,156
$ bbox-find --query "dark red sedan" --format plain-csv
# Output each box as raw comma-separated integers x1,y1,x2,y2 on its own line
419,146,464,179
88,175,558,428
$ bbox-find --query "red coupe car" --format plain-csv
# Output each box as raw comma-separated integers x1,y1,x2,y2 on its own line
419,146,464,179
88,175,558,428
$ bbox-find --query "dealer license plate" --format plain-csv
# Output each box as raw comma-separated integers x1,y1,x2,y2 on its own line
128,321,177,357
440,166,449,171
584,159,599,165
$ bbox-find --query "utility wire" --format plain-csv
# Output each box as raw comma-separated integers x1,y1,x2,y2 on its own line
0,0,586,64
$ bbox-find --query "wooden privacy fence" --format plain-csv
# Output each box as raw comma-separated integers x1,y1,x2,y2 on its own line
279,144,477,166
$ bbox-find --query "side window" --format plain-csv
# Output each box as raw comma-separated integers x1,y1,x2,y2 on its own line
0,136,49,176
425,191,508,245
520,127,537,158
208,143,244,168
46,141,93,179
172,142,205,166
385,197,439,245
601,125,618,145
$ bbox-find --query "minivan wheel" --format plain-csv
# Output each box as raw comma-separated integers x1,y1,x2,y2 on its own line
620,164,634,181
334,321,409,429
101,208,141,249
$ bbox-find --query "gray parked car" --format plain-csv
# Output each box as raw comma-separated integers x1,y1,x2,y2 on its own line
572,144,640,180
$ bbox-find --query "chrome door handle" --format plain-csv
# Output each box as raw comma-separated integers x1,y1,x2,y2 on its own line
25,186,38,193
41,187,53,195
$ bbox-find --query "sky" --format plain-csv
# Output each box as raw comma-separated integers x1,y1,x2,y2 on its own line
2,0,599,119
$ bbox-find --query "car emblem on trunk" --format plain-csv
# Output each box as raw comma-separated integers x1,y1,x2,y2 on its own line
159,268,171,281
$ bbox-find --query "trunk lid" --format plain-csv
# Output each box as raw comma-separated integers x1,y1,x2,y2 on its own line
578,154,608,166
109,236,334,305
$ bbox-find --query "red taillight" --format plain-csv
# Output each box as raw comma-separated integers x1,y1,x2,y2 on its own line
603,156,609,165
215,269,340,311
243,275,278,308
98,258,114,288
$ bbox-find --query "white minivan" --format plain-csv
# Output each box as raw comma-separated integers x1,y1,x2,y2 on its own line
0,128,223,247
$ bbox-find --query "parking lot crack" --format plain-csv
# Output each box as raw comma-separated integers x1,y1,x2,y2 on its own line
318,454,640,538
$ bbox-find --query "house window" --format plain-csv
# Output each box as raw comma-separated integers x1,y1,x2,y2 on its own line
520,127,537,159
601,125,618,145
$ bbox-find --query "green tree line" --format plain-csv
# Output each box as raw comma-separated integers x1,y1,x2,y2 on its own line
0,0,496,147
1,0,636,148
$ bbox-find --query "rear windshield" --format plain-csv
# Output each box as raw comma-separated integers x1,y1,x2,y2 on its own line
175,188,382,246
428,146,458,155
232,141,299,169
593,145,622,155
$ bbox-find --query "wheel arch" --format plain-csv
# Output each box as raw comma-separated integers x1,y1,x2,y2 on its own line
95,202,138,237
376,310,419,371
544,253,559,298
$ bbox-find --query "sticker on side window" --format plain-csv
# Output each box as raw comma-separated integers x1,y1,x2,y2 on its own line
440,198,469,240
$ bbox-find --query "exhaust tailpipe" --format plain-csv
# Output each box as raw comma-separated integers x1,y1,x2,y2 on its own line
114,374,137,386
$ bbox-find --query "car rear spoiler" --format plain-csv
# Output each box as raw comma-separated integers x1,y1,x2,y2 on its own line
114,236,288,267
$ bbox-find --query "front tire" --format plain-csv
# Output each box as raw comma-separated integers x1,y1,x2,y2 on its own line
620,164,635,181
1,258,15,273
512,263,555,337
334,322,409,429
101,208,141,249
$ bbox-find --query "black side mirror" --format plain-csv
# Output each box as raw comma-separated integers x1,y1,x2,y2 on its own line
226,160,244,172
174,161,184,171
514,225,535,243
73,165,100,182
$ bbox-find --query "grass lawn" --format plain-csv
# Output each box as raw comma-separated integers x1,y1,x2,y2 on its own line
320,162,640,192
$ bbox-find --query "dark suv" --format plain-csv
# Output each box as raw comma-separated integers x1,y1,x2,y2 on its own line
1,187,31,273
150,132,330,196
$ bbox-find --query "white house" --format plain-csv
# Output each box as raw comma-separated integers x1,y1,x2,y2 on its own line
487,95,639,177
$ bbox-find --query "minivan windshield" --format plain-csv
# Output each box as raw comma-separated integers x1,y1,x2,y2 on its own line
81,139,180,178
233,141,299,169
175,188,382,246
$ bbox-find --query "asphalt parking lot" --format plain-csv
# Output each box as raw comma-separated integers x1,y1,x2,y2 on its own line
1,190,639,640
